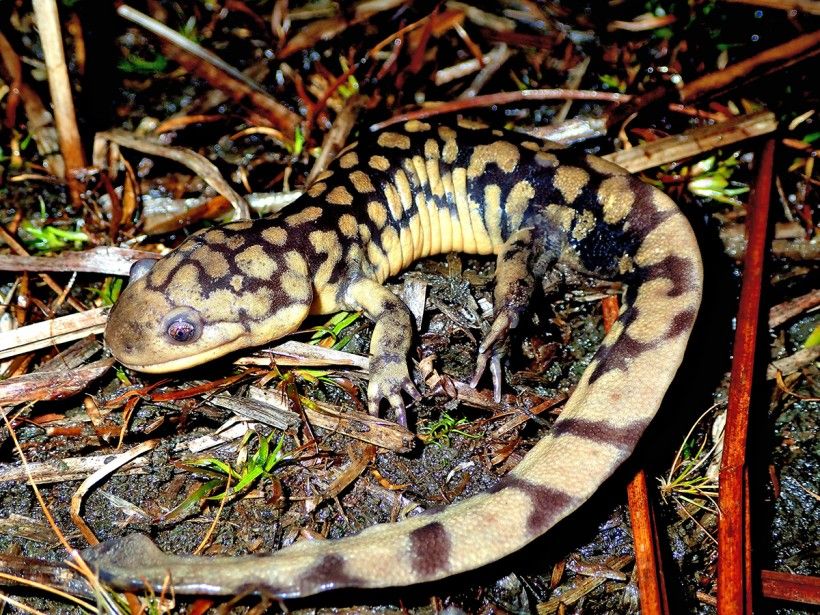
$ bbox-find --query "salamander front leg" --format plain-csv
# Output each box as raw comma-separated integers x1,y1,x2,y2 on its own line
344,278,421,426
471,229,535,401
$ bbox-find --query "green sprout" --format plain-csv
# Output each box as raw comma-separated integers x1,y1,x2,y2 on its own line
418,411,480,448
686,153,749,205
658,406,720,515
164,430,288,521
337,57,360,99
19,220,89,252
290,125,306,156
117,53,169,75
309,310,362,350
803,324,820,349
599,74,627,93
89,277,123,306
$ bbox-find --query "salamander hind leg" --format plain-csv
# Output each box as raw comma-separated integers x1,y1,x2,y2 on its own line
344,277,422,426
471,228,536,401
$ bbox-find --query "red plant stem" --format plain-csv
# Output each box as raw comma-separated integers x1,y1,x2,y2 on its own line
717,138,776,614
627,470,670,615
760,570,820,605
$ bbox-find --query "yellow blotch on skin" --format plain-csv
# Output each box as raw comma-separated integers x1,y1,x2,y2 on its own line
618,253,635,275
368,155,390,171
286,206,323,226
367,201,388,228
545,204,576,231
308,182,327,198
147,252,181,288
326,185,354,205
505,180,535,233
380,225,402,276
338,213,358,238
553,166,590,203
309,230,342,288
225,235,246,251
466,142,520,179
195,246,230,279
167,264,202,305
384,183,404,221
261,226,287,246
235,244,278,279
358,223,372,244
366,240,389,281
350,170,375,193
377,132,411,150
483,183,504,247
626,277,689,344
279,272,311,303
438,126,458,164
404,120,431,132
535,151,558,168
339,152,359,169
572,210,597,241
200,288,240,322
585,154,628,176
393,169,413,215
313,170,334,182
230,275,243,292
283,250,309,278
451,167,476,253
225,220,253,232
635,215,692,267
201,230,226,245
239,287,274,320
424,139,445,199
598,176,635,224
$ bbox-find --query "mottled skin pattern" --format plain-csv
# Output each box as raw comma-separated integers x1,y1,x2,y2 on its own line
95,119,703,597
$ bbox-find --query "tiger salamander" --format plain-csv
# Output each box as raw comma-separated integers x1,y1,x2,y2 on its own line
93,119,703,597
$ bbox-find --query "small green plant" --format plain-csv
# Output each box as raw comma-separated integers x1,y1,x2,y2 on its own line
418,411,480,448
164,430,288,521
19,220,89,252
117,53,169,75
686,153,749,206
309,310,362,350
90,277,123,306
658,406,720,515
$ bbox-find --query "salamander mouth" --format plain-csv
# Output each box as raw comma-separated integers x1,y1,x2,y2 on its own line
111,331,247,374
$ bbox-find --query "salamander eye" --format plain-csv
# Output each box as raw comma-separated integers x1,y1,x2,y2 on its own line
163,308,203,344
129,258,157,282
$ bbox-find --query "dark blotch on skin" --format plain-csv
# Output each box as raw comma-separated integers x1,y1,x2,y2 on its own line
551,417,645,451
668,307,698,339
640,254,696,297
488,476,575,535
588,332,653,384
300,553,363,593
409,521,452,577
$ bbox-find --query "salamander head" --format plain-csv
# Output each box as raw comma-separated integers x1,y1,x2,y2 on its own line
105,222,314,373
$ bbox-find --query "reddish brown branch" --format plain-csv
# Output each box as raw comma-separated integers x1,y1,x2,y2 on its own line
717,139,776,615
761,570,820,605
680,30,820,102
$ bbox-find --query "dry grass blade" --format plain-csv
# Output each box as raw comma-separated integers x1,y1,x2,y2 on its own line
70,440,158,546
536,555,634,614
602,110,777,173
118,4,299,137
95,130,251,220
0,247,158,276
0,453,149,485
31,0,86,204
0,357,113,408
0,308,107,361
